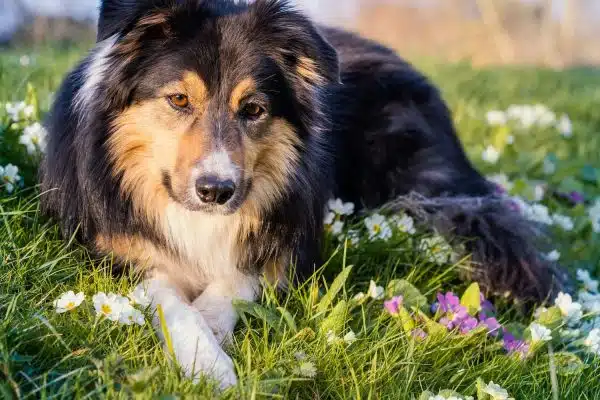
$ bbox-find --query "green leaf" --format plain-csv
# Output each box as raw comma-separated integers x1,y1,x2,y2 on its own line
537,306,563,330
503,322,527,339
316,266,352,313
277,307,297,333
558,176,585,194
319,300,348,335
233,300,281,330
386,279,427,311
581,165,599,185
460,282,481,315
551,352,586,376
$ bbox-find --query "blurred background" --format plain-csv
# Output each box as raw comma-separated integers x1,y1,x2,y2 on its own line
1,0,599,67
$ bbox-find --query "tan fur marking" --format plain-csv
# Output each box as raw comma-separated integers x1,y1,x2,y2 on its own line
296,57,324,85
229,78,256,112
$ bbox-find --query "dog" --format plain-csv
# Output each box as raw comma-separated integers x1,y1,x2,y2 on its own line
40,0,563,389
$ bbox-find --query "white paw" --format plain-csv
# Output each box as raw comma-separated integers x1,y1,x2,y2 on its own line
193,289,238,345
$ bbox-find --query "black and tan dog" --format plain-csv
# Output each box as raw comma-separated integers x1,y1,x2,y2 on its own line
40,0,562,388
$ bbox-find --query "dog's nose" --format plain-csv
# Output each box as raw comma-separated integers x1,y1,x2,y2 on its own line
196,176,236,205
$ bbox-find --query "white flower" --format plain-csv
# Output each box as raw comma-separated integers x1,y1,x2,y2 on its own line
529,322,552,343
353,292,366,302
543,158,556,175
327,198,354,216
20,55,31,66
367,280,384,300
0,164,21,193
486,110,507,126
128,284,151,307
487,174,513,192
481,381,511,400
589,200,600,233
584,328,600,355
5,102,25,120
555,292,583,326
345,229,360,246
534,104,556,127
534,306,548,320
343,330,357,345
364,214,392,241
53,291,85,313
557,114,573,138
482,145,500,164
419,236,454,266
331,220,345,236
552,214,574,231
576,269,599,293
118,304,145,326
19,123,48,154
578,292,600,314
324,211,335,225
293,361,317,378
325,330,339,344
519,201,553,225
294,351,307,361
391,213,416,235
92,292,129,321
545,250,561,262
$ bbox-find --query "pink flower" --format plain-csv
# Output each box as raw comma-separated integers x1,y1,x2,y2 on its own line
412,328,427,340
459,316,479,334
384,296,404,316
479,317,501,336
503,331,530,359
436,292,461,314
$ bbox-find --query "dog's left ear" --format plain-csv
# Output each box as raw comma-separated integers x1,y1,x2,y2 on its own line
251,0,340,87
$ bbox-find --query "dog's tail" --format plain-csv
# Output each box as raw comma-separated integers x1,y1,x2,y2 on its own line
383,193,569,302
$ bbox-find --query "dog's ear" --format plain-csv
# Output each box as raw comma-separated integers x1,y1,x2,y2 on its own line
251,0,340,86
98,0,172,41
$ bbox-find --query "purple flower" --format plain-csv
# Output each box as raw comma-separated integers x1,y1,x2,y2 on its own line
503,331,530,359
479,317,501,336
569,191,585,205
384,296,403,316
439,306,469,330
480,293,496,317
459,316,479,334
436,292,461,314
412,328,427,340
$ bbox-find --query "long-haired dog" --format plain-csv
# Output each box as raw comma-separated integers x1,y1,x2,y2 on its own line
40,0,563,388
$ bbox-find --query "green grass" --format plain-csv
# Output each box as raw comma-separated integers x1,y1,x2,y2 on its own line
2,44,600,399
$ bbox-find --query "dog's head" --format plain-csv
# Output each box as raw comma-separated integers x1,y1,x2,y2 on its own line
85,0,339,218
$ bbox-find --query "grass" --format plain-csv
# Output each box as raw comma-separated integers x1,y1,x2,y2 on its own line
2,44,600,399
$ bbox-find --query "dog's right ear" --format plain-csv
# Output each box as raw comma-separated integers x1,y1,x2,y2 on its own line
98,0,162,41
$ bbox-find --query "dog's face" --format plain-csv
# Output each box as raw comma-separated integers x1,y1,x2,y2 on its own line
92,0,339,217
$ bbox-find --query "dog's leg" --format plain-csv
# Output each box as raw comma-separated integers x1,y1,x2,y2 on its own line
192,273,259,345
144,274,238,390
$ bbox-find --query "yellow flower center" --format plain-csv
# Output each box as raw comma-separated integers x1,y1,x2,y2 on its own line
373,224,381,234
66,302,75,310
101,304,112,315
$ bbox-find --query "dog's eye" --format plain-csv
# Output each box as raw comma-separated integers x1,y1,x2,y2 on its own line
168,94,189,109
241,102,265,121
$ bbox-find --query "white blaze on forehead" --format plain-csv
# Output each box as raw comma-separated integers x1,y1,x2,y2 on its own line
74,34,118,114
201,150,239,179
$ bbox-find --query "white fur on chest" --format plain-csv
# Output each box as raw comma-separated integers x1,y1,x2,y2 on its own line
161,203,242,293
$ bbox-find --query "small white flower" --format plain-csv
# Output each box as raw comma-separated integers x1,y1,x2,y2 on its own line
294,361,317,378
419,236,454,266
353,292,366,302
327,198,354,216
0,164,21,193
19,55,31,66
5,102,25,121
532,184,545,202
364,214,392,241
588,200,600,233
555,292,583,326
294,351,307,361
482,145,500,164
576,269,599,293
324,211,335,225
20,122,48,154
545,250,560,262
343,330,357,345
345,229,360,246
487,174,513,192
367,280,384,300
557,114,573,138
325,330,339,344
128,284,151,307
584,328,600,355
331,220,344,236
481,381,511,400
118,304,145,326
391,213,416,235
519,202,553,225
578,292,600,314
92,292,129,321
486,110,507,126
543,158,556,175
552,214,574,231
53,291,85,313
529,322,552,343
428,396,446,400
